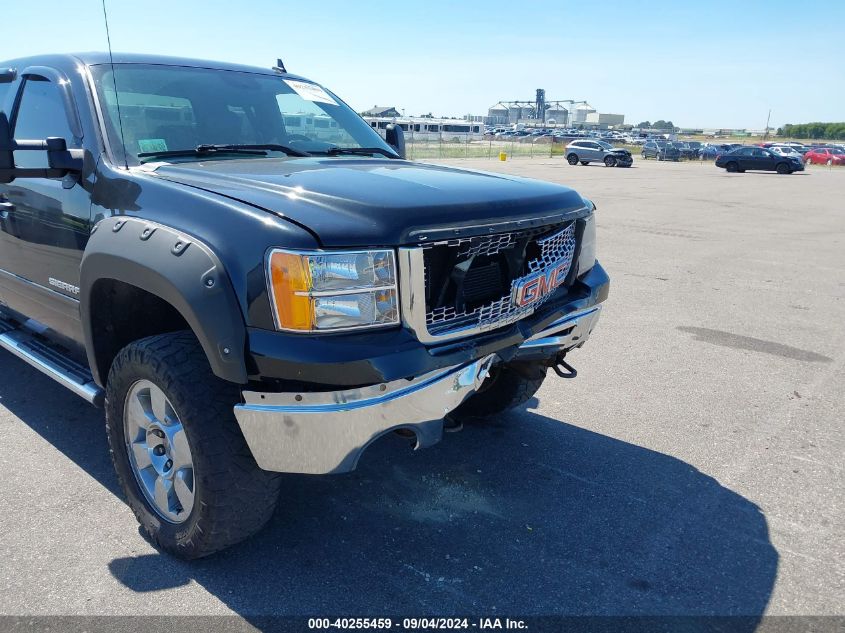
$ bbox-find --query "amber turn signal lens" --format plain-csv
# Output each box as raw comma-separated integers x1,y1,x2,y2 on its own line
268,251,313,331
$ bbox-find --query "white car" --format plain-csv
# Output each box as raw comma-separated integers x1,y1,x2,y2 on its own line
770,146,805,162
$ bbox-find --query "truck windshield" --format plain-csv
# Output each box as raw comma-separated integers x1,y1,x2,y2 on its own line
90,64,395,165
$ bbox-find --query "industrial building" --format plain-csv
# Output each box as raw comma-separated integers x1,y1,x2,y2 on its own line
361,105,402,117
484,91,625,129
585,112,625,129
572,104,596,124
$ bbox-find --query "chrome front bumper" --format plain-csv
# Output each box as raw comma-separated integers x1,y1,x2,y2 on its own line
234,306,601,475
235,355,495,474
516,306,602,355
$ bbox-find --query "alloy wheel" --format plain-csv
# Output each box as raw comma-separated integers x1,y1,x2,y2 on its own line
123,379,195,523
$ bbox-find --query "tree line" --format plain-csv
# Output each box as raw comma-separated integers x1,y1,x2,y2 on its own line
777,122,845,140
636,120,675,130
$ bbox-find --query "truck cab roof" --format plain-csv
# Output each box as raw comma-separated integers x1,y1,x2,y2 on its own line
0,52,311,83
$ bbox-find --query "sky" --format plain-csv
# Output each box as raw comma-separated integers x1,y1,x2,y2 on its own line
3,0,843,129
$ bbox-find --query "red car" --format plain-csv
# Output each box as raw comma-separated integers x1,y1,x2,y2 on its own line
804,147,845,166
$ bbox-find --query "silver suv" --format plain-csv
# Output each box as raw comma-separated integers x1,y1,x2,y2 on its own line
565,140,633,167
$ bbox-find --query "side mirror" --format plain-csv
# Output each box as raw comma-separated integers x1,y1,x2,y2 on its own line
0,120,84,184
385,123,406,159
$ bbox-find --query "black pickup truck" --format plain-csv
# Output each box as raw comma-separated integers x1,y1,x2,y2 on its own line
0,53,609,558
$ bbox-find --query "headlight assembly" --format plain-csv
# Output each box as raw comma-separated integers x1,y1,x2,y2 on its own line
267,249,399,332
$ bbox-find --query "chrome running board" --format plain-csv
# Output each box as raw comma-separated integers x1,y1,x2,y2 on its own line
0,317,103,406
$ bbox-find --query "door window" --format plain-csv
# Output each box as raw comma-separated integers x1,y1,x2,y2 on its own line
13,77,74,169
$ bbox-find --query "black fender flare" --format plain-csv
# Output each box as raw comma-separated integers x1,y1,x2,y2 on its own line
80,216,247,385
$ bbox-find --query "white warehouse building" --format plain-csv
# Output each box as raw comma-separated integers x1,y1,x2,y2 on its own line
585,112,625,129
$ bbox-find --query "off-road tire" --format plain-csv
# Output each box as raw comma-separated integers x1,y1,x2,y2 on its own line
567,154,579,165
451,361,547,420
105,331,281,559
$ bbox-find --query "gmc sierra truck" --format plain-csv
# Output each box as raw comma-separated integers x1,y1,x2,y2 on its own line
0,54,609,558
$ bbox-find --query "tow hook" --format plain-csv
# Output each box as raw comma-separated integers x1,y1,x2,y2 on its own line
551,354,578,379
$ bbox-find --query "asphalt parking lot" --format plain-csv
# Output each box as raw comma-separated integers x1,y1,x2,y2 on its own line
0,157,842,624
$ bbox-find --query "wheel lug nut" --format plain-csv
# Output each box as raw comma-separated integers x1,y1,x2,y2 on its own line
153,445,166,456
164,459,173,471
153,429,165,438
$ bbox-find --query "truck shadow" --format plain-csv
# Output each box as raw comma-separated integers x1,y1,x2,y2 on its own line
0,355,777,623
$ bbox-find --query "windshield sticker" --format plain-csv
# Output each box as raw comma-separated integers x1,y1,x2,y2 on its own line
284,80,337,105
137,138,168,153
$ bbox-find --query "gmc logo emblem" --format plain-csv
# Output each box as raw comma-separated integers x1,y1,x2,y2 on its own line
511,260,570,307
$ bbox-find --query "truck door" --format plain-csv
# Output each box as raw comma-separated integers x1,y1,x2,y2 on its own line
0,71,92,341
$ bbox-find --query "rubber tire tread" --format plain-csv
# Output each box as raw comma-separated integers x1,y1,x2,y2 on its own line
105,331,281,559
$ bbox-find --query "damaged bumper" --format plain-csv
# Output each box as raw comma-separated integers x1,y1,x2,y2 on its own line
514,306,602,360
234,304,603,475
234,355,495,474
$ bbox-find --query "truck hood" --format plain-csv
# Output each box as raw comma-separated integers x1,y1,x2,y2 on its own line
149,157,589,247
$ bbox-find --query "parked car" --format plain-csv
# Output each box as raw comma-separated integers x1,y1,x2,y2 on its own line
685,141,702,156
641,140,681,161
715,146,803,173
0,52,609,558
565,140,633,167
672,142,698,160
699,144,732,160
804,147,845,166
769,146,805,162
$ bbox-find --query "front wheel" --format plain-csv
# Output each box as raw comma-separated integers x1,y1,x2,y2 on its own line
567,154,579,165
776,162,791,174
604,155,617,167
450,361,547,420
105,331,281,559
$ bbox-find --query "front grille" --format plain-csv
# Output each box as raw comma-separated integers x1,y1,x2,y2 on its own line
421,222,577,338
